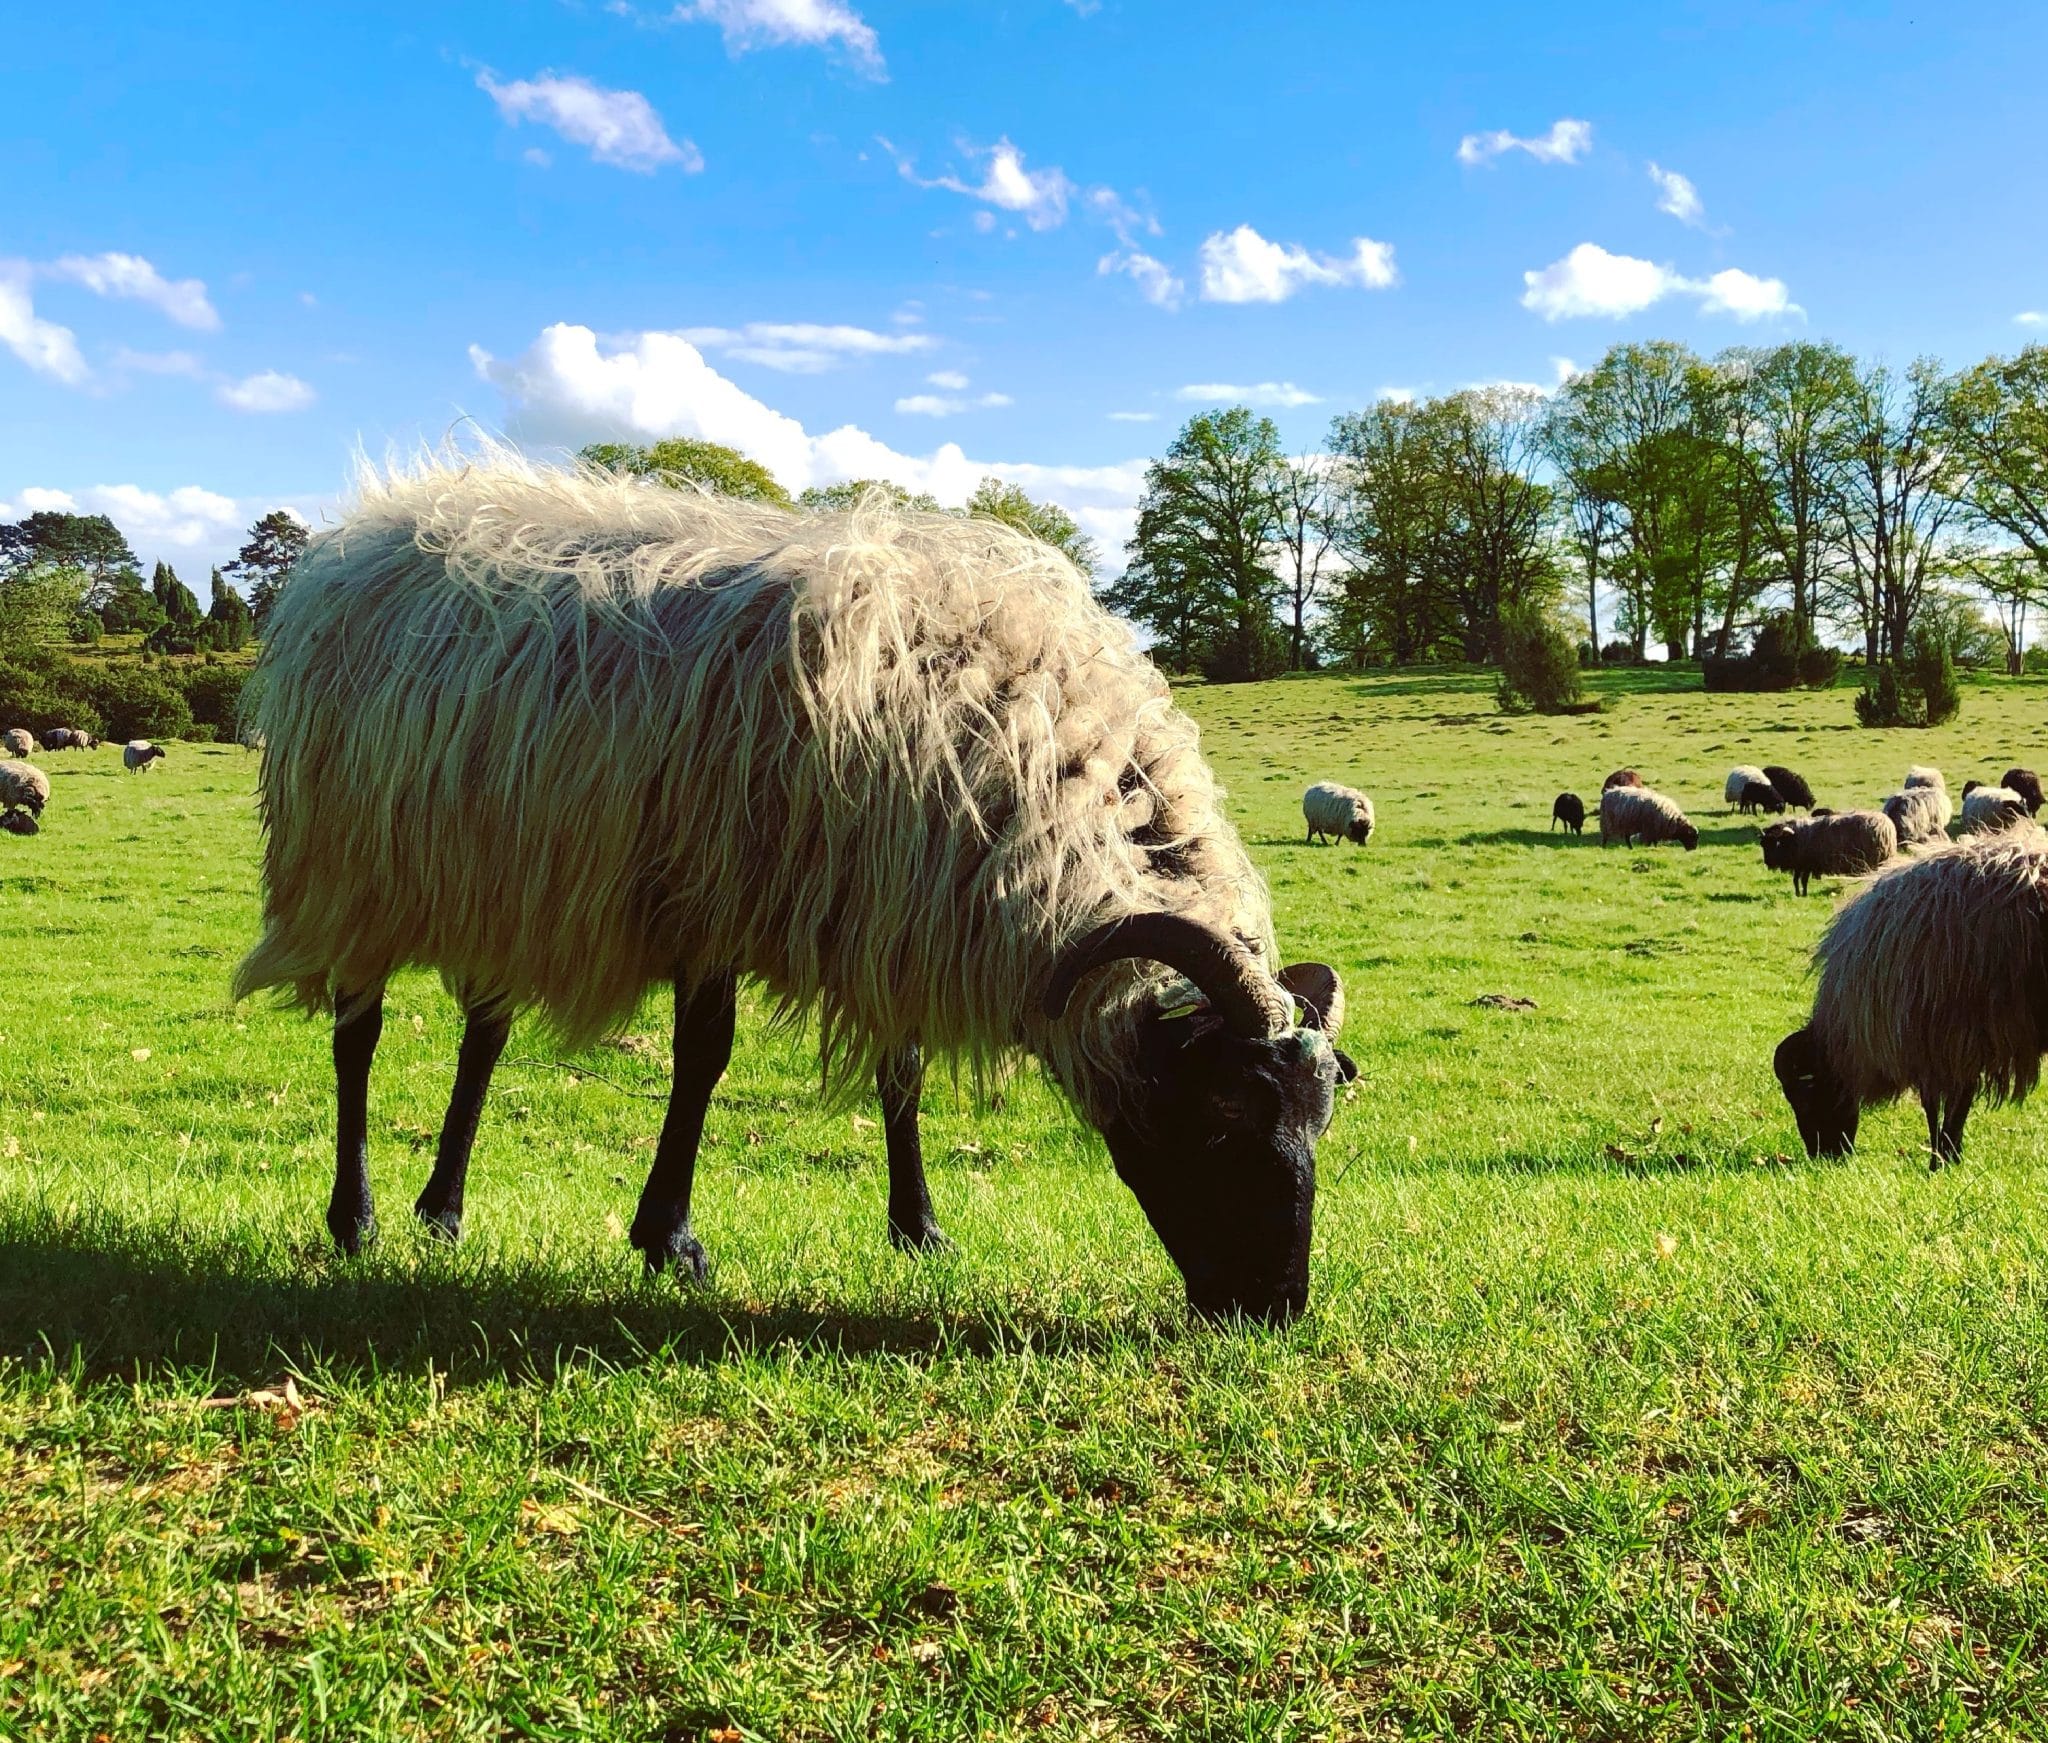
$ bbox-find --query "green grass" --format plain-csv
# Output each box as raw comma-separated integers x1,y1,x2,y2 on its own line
5,669,2048,1741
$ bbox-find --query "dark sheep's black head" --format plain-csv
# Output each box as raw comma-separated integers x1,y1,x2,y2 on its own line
1759,820,1798,873
1044,919,1353,1326
1775,1026,1859,1160
1677,821,1699,852
1744,782,1786,815
1,809,37,836
1346,818,1370,845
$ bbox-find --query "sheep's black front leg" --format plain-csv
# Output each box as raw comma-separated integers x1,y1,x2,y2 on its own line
414,999,512,1241
329,989,384,1255
878,1043,947,1252
630,972,736,1279
1929,1088,1974,1170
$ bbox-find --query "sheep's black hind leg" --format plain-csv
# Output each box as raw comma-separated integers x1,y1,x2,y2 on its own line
1929,1088,1973,1170
630,972,736,1279
879,1043,947,1252
329,989,384,1255
414,999,512,1241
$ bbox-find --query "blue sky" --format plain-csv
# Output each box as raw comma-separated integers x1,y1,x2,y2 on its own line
3,0,2043,576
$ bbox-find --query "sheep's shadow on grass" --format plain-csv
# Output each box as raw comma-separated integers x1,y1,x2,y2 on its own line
0,1212,1135,1392
1450,828,1593,849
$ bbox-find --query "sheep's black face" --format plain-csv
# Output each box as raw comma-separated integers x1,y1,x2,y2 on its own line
1347,820,1370,845
1103,1019,1354,1325
1775,1026,1859,1159
1760,821,1798,872
1679,823,1700,852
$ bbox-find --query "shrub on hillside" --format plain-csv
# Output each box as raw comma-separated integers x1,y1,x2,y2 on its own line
1599,639,1643,666
0,651,101,739
75,664,194,742
1199,619,1289,685
1495,607,1587,715
1797,646,1841,688
179,664,251,741
1909,627,1962,726
2024,646,2048,675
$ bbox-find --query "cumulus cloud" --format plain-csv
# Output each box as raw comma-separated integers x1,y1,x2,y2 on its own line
1647,162,1706,228
478,70,700,173
470,321,1142,534
671,0,883,76
0,483,241,551
926,369,969,390
1197,225,1397,304
217,370,317,412
47,252,219,330
1174,381,1322,408
1520,242,1798,322
1098,249,1185,310
0,274,89,384
678,321,936,373
2015,311,2044,326
892,135,1076,231
1457,117,1593,167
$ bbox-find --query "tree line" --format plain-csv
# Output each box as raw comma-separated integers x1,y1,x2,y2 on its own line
1106,340,2048,721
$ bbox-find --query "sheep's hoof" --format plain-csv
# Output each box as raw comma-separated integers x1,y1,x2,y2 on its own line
633,1221,709,1281
327,1208,377,1256
415,1203,463,1243
889,1217,952,1255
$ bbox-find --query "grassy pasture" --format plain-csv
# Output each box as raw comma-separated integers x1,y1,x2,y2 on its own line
4,668,2048,1741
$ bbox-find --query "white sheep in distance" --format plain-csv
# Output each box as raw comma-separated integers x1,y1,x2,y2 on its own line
1883,784,1952,845
235,454,1356,1324
1,728,32,758
1302,782,1374,846
1960,785,2031,835
1725,765,1769,805
1599,784,1699,851
1776,832,2048,1167
123,740,167,773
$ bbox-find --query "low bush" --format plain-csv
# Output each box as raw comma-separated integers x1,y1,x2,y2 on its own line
179,664,251,741
74,664,194,743
1496,607,1587,715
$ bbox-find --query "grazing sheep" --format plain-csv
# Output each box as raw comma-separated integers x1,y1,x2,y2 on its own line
1303,782,1374,846
1960,785,2031,835
1599,784,1699,851
2001,767,2043,815
40,728,74,751
1725,765,1770,805
1603,768,1642,791
1551,792,1585,835
1,758,51,820
72,731,97,751
0,809,35,836
1776,832,2048,1167
1738,779,1787,816
1883,784,1952,846
235,455,1355,1324
1762,765,1816,811
123,740,167,773
1,728,31,758
1904,765,1945,792
1759,810,1897,895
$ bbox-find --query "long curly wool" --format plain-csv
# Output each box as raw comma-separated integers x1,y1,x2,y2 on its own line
0,759,50,814
233,454,1276,1121
1599,784,1693,847
1812,830,2048,1108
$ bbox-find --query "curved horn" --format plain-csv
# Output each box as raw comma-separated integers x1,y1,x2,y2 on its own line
1041,913,1291,1038
1276,962,1344,1041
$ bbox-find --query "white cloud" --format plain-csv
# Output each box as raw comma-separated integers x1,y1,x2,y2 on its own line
2015,311,2045,326
47,252,219,331
1457,117,1593,167
1106,410,1157,422
1647,162,1706,228
1098,249,1185,310
471,322,1143,536
896,136,1075,231
1197,225,1397,304
1063,0,1102,13
477,70,700,173
895,390,1011,416
0,275,89,384
679,321,936,373
1174,381,1322,409
1377,387,1415,405
1520,242,1800,323
217,369,316,412
926,369,969,390
85,483,242,548
671,0,882,77
1551,355,1582,385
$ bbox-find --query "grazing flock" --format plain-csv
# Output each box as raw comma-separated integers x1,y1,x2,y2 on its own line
7,454,2048,1315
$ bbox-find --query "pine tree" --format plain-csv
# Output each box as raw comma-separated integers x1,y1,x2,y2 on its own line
226,510,310,632
207,567,253,652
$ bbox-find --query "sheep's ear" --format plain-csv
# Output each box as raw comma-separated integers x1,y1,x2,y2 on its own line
1332,1047,1359,1083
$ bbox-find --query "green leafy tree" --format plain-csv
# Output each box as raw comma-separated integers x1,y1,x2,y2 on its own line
964,477,1100,576
798,478,944,513
1495,604,1587,714
226,510,311,632
206,567,253,652
0,511,138,587
0,563,86,655
151,560,203,629
580,438,793,508
1109,408,1285,681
